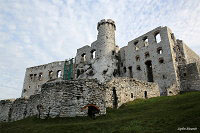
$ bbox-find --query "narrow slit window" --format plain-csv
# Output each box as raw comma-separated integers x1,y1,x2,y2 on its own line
49,70,53,79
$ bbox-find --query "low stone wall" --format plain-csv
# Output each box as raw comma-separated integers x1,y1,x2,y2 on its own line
0,78,160,122
0,79,106,122
0,99,15,122
105,78,160,108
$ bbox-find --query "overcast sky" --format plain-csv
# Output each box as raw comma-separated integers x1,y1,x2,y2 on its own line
0,0,200,100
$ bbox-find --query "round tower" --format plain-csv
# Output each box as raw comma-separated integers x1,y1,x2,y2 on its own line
97,19,116,57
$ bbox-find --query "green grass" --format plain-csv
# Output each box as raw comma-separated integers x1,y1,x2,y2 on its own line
1,92,200,133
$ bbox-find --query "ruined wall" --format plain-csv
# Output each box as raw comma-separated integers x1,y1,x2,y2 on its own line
183,42,200,64
179,62,200,91
174,40,200,92
22,61,65,98
119,26,180,95
105,78,160,108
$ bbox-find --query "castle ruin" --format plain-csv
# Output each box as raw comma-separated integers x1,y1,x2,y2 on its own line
0,19,200,122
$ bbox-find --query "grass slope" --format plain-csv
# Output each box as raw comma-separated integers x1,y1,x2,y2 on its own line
0,92,200,133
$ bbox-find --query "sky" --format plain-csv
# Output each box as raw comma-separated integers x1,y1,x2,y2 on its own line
0,0,200,100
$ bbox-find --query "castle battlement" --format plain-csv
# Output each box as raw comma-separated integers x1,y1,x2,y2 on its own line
97,19,116,30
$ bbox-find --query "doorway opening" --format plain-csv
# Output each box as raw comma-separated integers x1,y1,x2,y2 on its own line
128,66,133,78
144,91,147,99
145,60,154,82
88,106,99,118
112,87,118,108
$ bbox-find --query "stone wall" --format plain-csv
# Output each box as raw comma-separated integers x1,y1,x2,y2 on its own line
22,61,65,98
105,78,160,108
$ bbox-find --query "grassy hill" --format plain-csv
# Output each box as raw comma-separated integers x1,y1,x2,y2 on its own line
0,92,200,133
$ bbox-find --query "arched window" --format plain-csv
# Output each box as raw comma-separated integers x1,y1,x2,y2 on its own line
57,70,62,78
91,50,96,59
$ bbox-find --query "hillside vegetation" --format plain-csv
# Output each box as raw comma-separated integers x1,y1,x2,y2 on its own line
0,92,200,133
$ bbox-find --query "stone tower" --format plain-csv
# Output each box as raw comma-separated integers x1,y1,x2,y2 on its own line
74,19,118,82
96,19,116,57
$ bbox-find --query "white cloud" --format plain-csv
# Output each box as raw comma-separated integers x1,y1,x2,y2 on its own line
0,0,200,99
